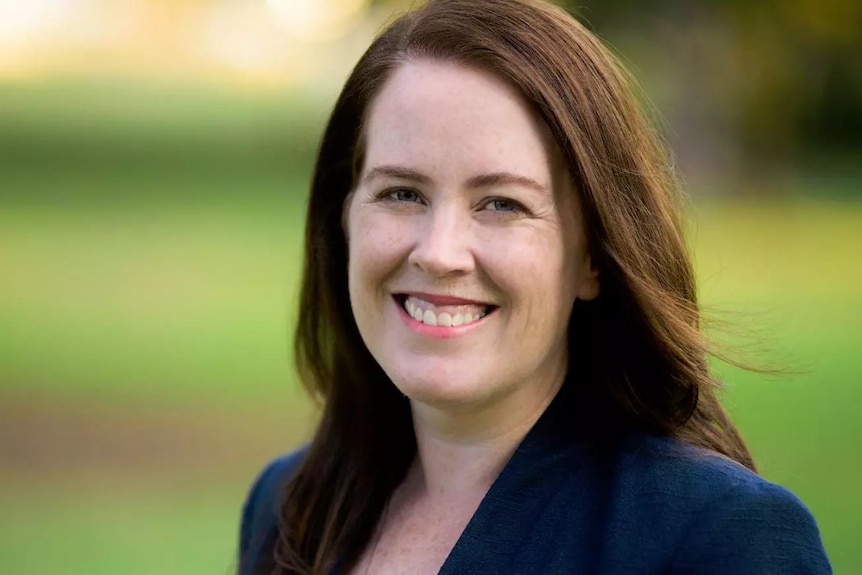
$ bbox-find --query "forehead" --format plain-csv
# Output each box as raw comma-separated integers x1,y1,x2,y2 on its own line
362,59,558,180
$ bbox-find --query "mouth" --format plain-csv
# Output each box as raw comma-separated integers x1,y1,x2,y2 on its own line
393,294,498,328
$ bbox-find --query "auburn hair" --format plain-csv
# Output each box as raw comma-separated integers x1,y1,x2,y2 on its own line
264,1,755,573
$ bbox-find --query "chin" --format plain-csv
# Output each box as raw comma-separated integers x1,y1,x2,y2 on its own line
388,367,491,410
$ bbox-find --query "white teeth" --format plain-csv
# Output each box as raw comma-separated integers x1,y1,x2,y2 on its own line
402,296,489,328
406,299,421,321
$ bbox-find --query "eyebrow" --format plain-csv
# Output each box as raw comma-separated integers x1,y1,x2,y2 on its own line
363,166,432,185
363,165,549,194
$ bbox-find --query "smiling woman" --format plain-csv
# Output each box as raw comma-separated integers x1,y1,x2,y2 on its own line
238,1,832,574
346,60,598,415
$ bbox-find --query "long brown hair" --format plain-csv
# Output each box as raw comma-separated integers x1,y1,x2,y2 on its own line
270,0,754,573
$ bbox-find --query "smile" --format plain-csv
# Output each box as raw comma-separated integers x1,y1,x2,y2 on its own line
394,294,497,328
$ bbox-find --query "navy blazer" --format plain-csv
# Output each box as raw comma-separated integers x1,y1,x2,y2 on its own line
239,395,831,574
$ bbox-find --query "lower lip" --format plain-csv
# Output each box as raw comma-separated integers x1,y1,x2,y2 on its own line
394,297,490,339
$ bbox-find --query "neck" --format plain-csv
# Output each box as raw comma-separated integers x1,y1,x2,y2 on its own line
408,376,562,500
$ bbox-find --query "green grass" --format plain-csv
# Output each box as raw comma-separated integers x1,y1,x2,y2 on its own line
0,483,245,575
0,172,309,403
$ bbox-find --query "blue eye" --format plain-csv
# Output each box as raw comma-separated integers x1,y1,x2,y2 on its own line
386,189,422,203
485,198,521,212
396,189,420,202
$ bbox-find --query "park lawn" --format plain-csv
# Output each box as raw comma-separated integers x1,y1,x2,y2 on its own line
1,183,860,574
0,480,246,575
0,168,308,404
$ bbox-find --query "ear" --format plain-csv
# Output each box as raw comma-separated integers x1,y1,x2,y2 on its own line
577,253,600,301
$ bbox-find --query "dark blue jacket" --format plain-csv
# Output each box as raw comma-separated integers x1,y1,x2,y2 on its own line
239,397,831,574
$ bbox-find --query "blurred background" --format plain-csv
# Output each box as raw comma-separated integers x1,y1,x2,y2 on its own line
0,0,859,573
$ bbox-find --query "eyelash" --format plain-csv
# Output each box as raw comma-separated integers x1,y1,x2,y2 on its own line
379,188,422,204
376,188,529,216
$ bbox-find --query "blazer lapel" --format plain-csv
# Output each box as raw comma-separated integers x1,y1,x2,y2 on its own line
437,388,599,575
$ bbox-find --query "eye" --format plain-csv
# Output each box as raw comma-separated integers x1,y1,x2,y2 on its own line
394,189,421,202
481,197,524,214
380,188,423,204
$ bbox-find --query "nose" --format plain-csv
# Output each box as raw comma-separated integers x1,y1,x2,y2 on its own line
407,205,475,277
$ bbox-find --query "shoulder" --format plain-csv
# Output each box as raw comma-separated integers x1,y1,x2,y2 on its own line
238,446,308,575
612,432,770,499
607,433,832,574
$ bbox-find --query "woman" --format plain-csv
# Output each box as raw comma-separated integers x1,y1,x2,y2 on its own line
239,0,831,573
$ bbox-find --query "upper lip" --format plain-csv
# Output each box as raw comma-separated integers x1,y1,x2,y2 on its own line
397,292,494,307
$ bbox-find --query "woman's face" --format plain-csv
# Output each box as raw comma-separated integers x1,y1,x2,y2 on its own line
346,60,599,416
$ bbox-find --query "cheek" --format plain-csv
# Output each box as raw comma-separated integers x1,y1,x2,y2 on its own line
347,209,409,296
483,228,576,300
347,210,373,304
